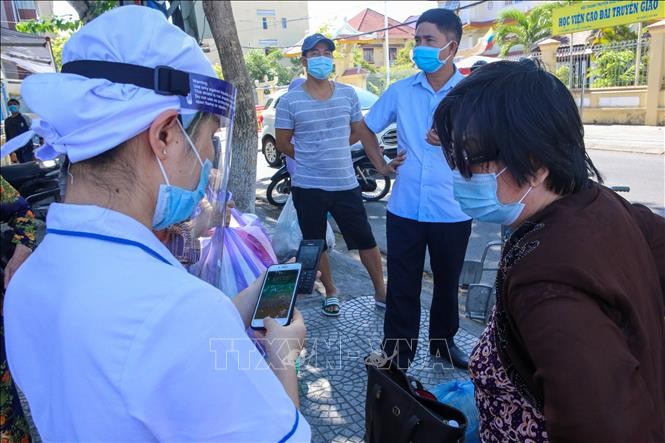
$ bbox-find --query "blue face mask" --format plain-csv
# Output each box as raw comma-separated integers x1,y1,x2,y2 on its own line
8,105,19,113
307,56,333,80
152,122,212,230
452,168,532,226
412,41,453,73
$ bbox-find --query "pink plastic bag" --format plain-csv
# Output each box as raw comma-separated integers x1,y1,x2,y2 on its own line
190,209,277,297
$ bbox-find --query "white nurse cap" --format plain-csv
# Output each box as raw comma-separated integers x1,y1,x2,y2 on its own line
1,5,215,163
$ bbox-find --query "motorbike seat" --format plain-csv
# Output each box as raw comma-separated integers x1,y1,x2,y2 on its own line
1,161,43,186
351,148,365,160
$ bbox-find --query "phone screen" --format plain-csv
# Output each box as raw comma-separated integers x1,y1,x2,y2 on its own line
299,245,321,270
254,269,299,320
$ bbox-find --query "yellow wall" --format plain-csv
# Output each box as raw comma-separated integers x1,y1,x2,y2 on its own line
332,38,412,75
338,74,367,89
356,44,403,68
569,87,665,125
539,24,665,126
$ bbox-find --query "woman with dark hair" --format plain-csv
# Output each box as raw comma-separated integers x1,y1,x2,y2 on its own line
433,59,664,442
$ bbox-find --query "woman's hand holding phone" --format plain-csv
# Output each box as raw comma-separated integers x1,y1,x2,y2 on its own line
254,309,306,369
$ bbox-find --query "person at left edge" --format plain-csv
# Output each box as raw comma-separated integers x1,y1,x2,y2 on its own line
4,98,35,163
1,6,310,442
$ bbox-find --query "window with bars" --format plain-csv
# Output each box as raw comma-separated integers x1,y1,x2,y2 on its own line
15,0,36,8
363,47,375,63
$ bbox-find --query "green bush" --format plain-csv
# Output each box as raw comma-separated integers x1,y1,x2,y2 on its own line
589,50,646,88
555,65,570,85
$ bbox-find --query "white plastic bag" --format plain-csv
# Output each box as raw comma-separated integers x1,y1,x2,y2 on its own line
272,194,335,261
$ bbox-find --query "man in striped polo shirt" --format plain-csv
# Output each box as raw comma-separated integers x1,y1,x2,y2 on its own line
275,33,404,317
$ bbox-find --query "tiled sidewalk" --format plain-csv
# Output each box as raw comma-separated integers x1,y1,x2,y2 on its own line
295,293,480,443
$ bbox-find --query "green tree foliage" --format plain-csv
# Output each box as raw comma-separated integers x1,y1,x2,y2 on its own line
394,40,415,68
586,24,646,88
244,50,274,83
213,63,224,80
15,0,118,33
244,49,301,85
316,23,334,38
50,34,70,70
15,16,81,33
366,39,417,94
495,2,560,56
588,25,638,46
16,1,119,71
351,46,377,73
555,65,569,85
589,50,647,87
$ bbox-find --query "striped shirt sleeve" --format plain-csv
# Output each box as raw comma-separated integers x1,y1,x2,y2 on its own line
275,94,294,130
350,89,362,123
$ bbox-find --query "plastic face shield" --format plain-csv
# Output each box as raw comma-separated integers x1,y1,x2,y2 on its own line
178,73,236,233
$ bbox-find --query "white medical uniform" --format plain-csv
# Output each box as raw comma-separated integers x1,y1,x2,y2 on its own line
4,203,311,442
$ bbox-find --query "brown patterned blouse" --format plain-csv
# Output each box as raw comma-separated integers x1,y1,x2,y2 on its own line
469,183,665,442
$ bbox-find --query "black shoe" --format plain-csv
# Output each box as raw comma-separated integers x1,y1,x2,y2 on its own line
430,340,469,370
448,344,469,370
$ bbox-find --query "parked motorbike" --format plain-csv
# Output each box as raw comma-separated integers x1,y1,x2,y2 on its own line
266,146,394,207
2,157,62,220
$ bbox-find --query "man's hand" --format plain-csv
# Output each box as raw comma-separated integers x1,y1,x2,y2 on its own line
426,128,441,146
275,128,296,159
378,151,406,176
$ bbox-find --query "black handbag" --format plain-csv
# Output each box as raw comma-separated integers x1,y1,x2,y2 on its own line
365,354,467,443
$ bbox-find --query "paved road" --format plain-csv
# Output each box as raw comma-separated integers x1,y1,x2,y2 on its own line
584,125,664,155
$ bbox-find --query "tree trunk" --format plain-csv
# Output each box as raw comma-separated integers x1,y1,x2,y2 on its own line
203,1,257,213
66,1,99,24
68,1,122,23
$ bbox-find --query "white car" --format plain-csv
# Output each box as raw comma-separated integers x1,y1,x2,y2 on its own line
259,86,398,167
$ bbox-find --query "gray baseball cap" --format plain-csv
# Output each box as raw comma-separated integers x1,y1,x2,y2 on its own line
301,33,335,54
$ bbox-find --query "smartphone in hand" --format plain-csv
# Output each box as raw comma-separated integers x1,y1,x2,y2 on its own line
250,263,302,330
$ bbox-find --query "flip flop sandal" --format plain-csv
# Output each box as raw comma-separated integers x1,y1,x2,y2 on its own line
374,299,386,309
321,296,341,317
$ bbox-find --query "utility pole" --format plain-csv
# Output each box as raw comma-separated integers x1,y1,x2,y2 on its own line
384,0,390,85
634,22,643,86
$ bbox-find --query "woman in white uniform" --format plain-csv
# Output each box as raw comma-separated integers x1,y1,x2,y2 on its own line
2,6,310,442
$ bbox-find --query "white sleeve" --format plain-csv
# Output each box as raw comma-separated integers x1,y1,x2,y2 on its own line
120,284,311,442
364,83,397,133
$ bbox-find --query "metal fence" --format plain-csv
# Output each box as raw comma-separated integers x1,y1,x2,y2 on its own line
502,51,543,63
555,37,650,90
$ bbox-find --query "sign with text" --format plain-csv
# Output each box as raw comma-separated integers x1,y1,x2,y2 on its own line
552,0,665,35
180,73,236,118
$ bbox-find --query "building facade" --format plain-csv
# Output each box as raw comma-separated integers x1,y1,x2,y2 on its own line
1,0,53,30
194,0,309,65
342,8,414,67
439,0,546,55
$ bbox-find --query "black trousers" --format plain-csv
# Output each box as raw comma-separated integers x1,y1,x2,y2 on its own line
383,211,472,368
